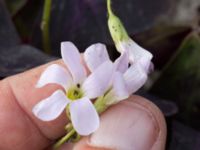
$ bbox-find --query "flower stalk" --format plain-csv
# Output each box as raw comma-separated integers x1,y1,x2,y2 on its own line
53,129,76,149
41,0,52,54
94,96,108,114
107,0,113,16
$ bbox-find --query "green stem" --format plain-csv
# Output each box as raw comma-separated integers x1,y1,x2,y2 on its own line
107,0,113,16
94,96,109,114
65,123,73,132
53,129,76,149
41,0,52,54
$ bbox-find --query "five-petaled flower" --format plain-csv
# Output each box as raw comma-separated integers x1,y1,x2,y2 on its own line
33,42,114,135
84,42,152,104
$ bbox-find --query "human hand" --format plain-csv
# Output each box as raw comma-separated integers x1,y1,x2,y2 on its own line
0,60,166,150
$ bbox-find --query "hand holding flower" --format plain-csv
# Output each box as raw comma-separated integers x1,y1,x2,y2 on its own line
0,58,166,149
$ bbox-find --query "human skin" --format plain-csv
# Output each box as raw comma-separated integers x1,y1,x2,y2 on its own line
0,60,166,150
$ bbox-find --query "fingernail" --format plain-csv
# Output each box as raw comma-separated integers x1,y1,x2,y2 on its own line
88,102,160,150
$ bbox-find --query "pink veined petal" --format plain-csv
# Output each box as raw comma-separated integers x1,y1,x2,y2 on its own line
112,72,129,101
114,51,129,73
84,43,110,72
61,42,86,84
82,61,114,99
36,64,72,89
137,57,153,74
69,97,100,135
124,63,148,94
32,90,70,121
118,39,153,72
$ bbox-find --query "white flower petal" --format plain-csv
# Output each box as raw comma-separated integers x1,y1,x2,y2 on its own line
137,57,153,74
36,64,72,89
114,51,129,73
82,61,114,99
33,90,70,121
84,43,110,72
124,63,147,94
70,97,99,135
61,42,86,84
112,72,129,101
118,39,153,72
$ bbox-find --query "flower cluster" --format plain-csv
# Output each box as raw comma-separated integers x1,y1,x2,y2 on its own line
32,0,153,147
32,40,152,137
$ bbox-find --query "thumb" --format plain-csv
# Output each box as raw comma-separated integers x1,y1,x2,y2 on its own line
61,95,166,150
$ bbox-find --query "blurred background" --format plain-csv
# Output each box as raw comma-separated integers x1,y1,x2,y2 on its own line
0,0,200,149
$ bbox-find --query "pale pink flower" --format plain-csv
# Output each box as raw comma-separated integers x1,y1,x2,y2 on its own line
33,42,114,135
84,42,153,103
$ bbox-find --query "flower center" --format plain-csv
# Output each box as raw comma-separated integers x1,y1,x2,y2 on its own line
67,84,83,100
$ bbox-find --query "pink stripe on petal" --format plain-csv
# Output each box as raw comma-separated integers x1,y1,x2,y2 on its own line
61,42,86,84
124,63,147,94
33,90,70,121
114,51,129,73
82,61,114,99
36,64,72,89
137,57,153,74
70,97,99,135
84,43,110,72
118,39,153,72
112,72,129,101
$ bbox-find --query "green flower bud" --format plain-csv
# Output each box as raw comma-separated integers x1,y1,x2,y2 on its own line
107,0,129,49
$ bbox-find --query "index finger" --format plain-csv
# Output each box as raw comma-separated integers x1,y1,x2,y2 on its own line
6,60,69,139
0,60,69,150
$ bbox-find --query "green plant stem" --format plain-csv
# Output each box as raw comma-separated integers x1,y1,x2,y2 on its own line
94,96,108,114
107,0,113,16
53,129,76,149
65,123,73,131
41,0,51,54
